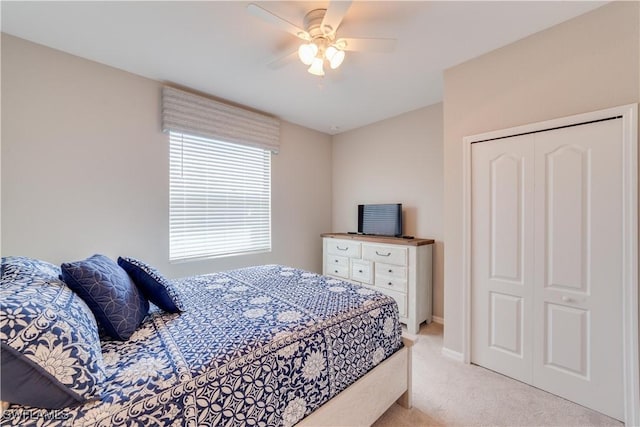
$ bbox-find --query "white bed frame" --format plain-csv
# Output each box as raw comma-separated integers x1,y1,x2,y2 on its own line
298,336,414,426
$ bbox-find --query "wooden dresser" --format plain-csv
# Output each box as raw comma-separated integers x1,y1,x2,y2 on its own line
322,233,434,334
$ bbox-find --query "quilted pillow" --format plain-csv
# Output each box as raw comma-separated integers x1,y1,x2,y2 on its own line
61,254,149,341
117,257,184,313
1,256,105,408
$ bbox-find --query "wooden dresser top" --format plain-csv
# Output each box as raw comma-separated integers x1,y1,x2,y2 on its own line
321,233,434,246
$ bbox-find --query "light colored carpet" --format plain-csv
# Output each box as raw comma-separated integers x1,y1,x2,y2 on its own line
372,322,622,427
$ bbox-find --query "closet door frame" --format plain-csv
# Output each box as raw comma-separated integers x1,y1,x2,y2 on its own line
461,103,638,425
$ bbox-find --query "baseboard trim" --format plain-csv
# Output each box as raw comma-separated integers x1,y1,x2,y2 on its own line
441,347,464,362
432,315,444,325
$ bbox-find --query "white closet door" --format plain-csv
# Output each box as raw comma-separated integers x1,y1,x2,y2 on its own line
471,118,625,421
532,119,623,420
471,134,535,383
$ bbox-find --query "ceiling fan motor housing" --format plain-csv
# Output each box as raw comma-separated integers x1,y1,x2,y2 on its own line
305,9,332,38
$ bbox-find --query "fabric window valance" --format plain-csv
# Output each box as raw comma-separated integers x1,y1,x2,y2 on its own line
162,86,280,153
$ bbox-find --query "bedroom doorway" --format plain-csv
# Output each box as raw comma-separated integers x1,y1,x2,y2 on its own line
461,104,638,424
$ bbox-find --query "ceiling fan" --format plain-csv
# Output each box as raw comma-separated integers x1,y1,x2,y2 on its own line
247,1,396,76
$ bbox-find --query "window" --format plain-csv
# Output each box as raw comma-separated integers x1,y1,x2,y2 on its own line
162,86,279,261
169,131,271,261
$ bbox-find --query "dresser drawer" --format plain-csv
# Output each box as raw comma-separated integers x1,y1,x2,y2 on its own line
378,288,407,317
351,260,373,284
375,262,407,280
326,239,361,258
327,264,349,279
327,255,349,268
375,275,408,293
362,244,407,266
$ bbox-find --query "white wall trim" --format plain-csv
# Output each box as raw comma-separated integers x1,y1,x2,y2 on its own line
620,103,639,426
432,315,444,325
461,125,472,364
461,103,639,426
441,347,464,362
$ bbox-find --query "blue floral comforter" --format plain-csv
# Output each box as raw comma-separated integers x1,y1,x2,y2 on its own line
5,265,402,426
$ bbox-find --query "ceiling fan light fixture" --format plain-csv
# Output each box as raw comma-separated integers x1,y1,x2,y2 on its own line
325,45,345,69
325,45,337,59
248,3,397,76
308,57,325,76
298,42,318,65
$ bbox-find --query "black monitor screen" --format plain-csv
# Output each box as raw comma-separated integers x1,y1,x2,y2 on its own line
358,204,402,237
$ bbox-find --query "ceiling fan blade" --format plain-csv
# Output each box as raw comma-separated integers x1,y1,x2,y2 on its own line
321,1,352,36
338,37,396,53
266,49,299,70
247,3,310,41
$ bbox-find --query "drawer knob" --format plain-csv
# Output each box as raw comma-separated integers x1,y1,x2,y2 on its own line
358,270,363,273
334,259,338,263
334,270,339,273
376,251,391,257
337,246,348,251
388,282,393,286
388,269,393,273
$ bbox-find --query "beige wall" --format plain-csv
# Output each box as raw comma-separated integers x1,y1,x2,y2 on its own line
1,35,332,277
332,104,444,318
443,1,640,353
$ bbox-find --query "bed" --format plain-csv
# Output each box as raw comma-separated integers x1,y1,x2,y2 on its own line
1,258,411,426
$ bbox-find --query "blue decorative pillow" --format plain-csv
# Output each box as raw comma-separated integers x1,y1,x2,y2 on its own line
1,256,61,281
117,257,184,313
1,256,105,408
60,254,149,341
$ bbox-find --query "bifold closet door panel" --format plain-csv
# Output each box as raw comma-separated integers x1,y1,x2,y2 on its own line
471,117,625,421
531,119,624,421
470,134,535,384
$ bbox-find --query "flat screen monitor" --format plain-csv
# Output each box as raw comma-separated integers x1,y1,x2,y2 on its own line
358,203,402,237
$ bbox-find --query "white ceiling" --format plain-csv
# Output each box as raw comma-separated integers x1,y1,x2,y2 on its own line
1,1,606,135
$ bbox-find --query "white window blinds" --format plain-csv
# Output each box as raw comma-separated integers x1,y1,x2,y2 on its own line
169,131,271,261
